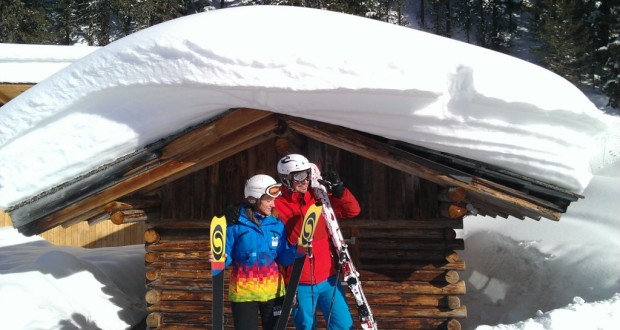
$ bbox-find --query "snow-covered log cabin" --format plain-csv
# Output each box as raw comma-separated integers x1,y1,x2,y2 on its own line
1,6,606,330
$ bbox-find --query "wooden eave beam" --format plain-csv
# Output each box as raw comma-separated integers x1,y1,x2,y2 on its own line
24,108,279,235
284,116,562,221
0,83,33,105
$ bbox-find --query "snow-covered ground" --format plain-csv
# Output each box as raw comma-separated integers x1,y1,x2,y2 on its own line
460,161,620,329
0,5,619,330
0,229,146,329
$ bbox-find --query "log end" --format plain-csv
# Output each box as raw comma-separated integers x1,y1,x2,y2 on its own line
445,318,461,330
146,312,162,328
145,289,161,305
144,228,160,244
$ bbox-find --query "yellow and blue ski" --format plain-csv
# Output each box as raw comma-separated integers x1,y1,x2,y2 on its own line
275,202,322,330
210,215,227,330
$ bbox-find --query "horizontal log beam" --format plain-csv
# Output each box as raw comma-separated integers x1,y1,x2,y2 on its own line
340,219,463,230
357,238,464,251
360,260,465,271
361,294,461,309
359,280,465,295
145,240,210,252
147,277,213,291
145,250,211,262
348,228,456,240
145,311,461,330
359,270,459,284
361,249,460,262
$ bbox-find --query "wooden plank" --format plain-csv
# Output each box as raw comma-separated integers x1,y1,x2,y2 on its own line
348,228,453,239
362,294,461,308
354,305,467,318
361,249,460,262
339,219,463,229
145,248,209,261
146,240,210,251
359,270,459,283
357,238,464,251
358,280,466,295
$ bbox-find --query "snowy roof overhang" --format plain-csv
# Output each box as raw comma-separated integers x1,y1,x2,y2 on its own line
0,6,611,235
6,108,581,236
0,43,98,105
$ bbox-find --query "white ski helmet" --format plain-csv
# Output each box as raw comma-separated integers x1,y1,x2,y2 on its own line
277,154,311,188
244,174,282,202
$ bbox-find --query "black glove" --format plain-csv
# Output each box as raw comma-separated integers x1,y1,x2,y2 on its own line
221,203,241,225
320,171,344,198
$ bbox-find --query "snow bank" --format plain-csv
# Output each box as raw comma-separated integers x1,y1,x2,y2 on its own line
0,228,146,329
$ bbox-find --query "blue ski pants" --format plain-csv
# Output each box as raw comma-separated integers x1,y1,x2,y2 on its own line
293,275,354,330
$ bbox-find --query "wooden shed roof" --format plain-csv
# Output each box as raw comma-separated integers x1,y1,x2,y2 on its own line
7,108,581,236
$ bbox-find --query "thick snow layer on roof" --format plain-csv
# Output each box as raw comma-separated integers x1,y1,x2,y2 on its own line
0,43,98,83
0,5,618,210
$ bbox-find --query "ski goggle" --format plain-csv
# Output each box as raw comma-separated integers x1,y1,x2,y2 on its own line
291,170,310,182
265,183,282,198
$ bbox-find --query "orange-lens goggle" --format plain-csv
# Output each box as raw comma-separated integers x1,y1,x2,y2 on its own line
266,184,282,197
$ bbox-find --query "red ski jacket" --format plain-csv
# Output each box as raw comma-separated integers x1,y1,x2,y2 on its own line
275,185,361,285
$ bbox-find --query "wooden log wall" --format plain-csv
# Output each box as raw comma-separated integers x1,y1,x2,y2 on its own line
338,216,466,330
143,214,466,330
144,219,215,330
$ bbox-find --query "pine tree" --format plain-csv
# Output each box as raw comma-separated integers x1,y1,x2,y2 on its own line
595,0,620,112
529,0,588,85
49,0,79,45
0,0,51,43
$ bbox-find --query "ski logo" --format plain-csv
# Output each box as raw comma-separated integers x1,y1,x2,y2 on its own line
299,203,321,247
276,202,322,330
210,215,226,275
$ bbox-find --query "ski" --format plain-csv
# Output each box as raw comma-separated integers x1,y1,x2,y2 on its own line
275,202,322,330
310,165,378,330
210,215,227,330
